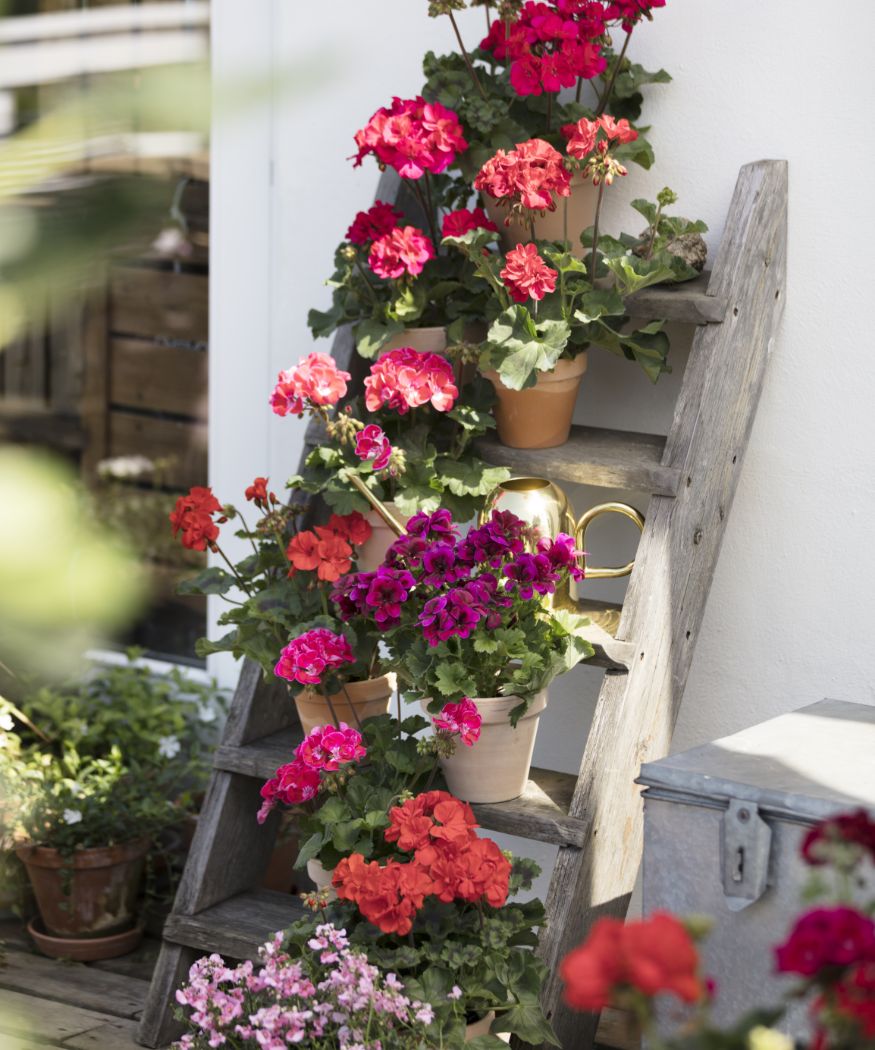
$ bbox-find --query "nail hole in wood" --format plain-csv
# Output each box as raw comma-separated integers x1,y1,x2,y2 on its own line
639,652,645,661
693,528,703,545
686,476,692,487
733,306,739,317
685,630,691,640
775,289,781,300
732,454,737,464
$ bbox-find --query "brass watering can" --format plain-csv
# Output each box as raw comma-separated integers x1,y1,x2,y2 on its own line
479,477,644,582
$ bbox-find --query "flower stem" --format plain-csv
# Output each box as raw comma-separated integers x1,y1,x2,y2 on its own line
424,171,439,247
588,180,606,287
410,178,439,250
546,92,553,133
319,682,342,729
448,10,488,100
215,545,254,596
597,31,631,115
353,257,381,308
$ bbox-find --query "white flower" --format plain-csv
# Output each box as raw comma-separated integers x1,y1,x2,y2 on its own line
0,712,14,731
96,454,155,480
68,781,83,796
448,986,462,1001
63,809,82,825
197,704,217,724
158,735,181,759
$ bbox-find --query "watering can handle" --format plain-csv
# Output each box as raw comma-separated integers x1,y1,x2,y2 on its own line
576,502,645,580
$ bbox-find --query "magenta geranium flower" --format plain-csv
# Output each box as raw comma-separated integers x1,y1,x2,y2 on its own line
364,348,459,416
346,200,404,246
274,628,356,686
256,758,321,823
331,571,377,621
368,225,435,280
352,96,468,179
365,567,417,628
355,423,393,471
296,723,366,772
503,552,561,600
419,587,483,646
433,698,482,747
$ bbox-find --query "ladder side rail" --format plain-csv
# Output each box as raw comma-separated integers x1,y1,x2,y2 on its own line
535,159,788,1049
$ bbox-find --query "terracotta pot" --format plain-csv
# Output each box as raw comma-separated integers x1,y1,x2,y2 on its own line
27,915,144,961
16,838,149,939
306,858,336,899
262,814,301,894
358,502,409,571
464,1012,510,1042
424,690,549,804
380,326,447,355
485,353,587,449
295,673,396,736
484,175,600,257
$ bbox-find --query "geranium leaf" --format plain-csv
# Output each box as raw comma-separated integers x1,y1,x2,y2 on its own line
177,567,236,596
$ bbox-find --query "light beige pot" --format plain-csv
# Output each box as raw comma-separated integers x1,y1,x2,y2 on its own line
485,353,587,449
358,503,409,571
464,1012,509,1042
294,673,396,735
306,858,336,899
424,690,549,804
381,326,447,355
484,175,599,257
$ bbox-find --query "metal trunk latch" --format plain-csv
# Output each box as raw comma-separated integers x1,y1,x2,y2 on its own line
721,799,772,912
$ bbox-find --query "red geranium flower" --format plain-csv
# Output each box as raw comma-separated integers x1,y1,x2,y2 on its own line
500,242,559,303
346,201,405,246
775,907,875,977
441,207,498,239
327,511,372,548
802,809,875,867
244,476,275,507
368,225,435,280
834,961,875,1037
475,138,571,214
169,486,223,551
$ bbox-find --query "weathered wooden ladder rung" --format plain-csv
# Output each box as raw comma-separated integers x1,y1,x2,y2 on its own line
138,159,787,1050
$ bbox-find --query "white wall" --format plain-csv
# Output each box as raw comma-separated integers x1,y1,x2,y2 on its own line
211,0,875,765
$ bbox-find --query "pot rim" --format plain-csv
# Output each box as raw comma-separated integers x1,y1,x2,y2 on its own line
16,836,151,870
423,689,548,725
483,351,587,388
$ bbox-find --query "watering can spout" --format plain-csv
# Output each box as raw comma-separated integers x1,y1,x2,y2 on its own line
343,472,407,537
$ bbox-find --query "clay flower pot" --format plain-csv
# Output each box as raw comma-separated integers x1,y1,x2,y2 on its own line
294,673,396,735
465,1012,510,1043
485,354,587,449
424,690,549,804
358,502,409,571
306,858,336,899
484,175,600,257
380,326,447,355
16,838,149,941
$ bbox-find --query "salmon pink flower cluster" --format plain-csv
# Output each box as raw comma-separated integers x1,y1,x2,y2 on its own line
475,138,571,214
269,352,351,417
274,628,356,687
333,791,511,935
174,925,437,1049
169,486,224,552
354,423,393,471
345,200,404,246
561,912,704,1011
481,0,608,96
440,206,498,240
368,225,435,280
500,243,559,303
285,512,371,583
352,96,468,179
363,347,458,415
433,698,482,747
563,114,638,185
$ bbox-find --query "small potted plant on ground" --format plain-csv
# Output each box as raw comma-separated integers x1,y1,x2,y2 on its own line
331,507,594,803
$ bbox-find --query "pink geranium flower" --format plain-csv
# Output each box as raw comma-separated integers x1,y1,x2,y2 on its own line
441,207,498,240
368,225,435,280
346,201,404,246
256,758,322,823
274,628,356,686
364,348,458,415
475,138,571,214
270,352,351,417
353,96,467,179
562,114,638,185
355,423,393,471
296,723,367,772
500,243,558,303
433,698,482,747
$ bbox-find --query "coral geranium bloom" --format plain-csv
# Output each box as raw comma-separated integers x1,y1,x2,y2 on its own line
500,242,558,303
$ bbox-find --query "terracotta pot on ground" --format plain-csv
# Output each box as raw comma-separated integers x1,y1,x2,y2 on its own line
27,916,144,961
295,673,396,735
358,502,409,571
484,176,600,257
424,690,549,804
485,353,587,449
16,838,149,943
380,326,447,355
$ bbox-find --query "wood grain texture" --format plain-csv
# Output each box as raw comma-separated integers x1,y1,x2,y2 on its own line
108,410,206,490
535,161,788,1049
595,1009,639,1050
64,1018,140,1050
109,337,208,420
0,988,123,1044
0,401,84,450
163,889,306,960
476,426,680,497
625,271,727,324
137,942,197,1048
109,266,207,345
0,948,149,1020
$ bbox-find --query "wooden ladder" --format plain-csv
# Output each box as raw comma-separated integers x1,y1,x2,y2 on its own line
138,159,787,1050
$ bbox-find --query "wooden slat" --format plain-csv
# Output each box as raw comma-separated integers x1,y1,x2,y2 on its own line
163,889,306,960
80,280,110,478
0,2,209,43
595,1009,639,1050
476,426,680,497
108,410,207,489
0,401,85,450
0,948,148,1020
213,726,303,780
64,1018,140,1050
0,988,123,1045
537,161,788,1049
625,271,727,324
109,337,208,420
109,267,207,346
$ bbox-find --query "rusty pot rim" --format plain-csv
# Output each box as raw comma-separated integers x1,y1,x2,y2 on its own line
15,836,151,870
